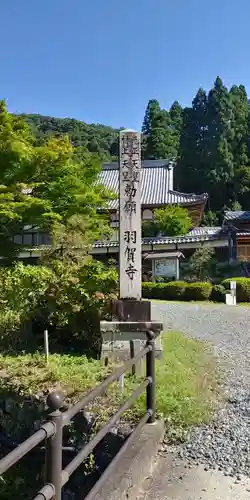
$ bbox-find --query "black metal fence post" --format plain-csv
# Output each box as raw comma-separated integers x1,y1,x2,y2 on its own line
45,391,64,500
146,330,156,423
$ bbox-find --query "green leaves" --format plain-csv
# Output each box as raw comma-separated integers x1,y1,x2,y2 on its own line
22,113,119,160
141,78,250,218
186,247,215,281
154,205,192,236
142,99,182,160
0,101,113,260
178,77,250,216
143,205,192,237
0,259,118,353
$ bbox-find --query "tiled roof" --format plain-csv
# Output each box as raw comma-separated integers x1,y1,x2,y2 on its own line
142,233,221,245
98,162,207,209
93,226,225,248
224,211,250,221
236,230,250,236
102,159,174,169
145,251,184,259
167,190,207,205
188,227,222,236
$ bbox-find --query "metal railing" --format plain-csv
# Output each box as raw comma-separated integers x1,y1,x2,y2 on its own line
0,331,156,500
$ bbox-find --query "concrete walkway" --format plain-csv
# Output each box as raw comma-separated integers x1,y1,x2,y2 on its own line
136,449,250,500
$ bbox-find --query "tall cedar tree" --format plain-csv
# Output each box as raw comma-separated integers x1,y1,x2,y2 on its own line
141,99,161,159
142,100,182,161
229,85,250,206
205,77,234,210
169,101,183,158
178,88,208,194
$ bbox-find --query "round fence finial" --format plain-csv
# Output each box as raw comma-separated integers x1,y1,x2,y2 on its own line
47,390,64,411
146,330,155,341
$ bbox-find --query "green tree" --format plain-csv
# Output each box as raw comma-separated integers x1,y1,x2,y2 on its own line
202,210,218,226
179,78,238,216
143,205,192,237
21,113,119,160
146,110,176,159
142,99,161,136
142,99,182,161
178,88,208,193
0,101,113,260
141,99,161,159
169,100,183,157
0,101,52,259
229,85,250,206
155,205,192,236
187,247,215,281
205,77,234,209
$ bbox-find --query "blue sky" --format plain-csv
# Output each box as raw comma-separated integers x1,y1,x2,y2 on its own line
1,0,250,129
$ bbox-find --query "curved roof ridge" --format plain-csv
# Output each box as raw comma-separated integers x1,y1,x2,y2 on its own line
224,210,250,221
169,189,208,199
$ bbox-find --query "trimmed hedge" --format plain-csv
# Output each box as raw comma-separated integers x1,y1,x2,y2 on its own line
211,284,226,303
163,281,187,300
142,278,250,302
142,281,187,300
222,277,250,302
142,281,212,301
184,282,212,301
142,282,169,300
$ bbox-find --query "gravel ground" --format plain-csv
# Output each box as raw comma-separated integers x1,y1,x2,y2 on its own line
151,302,250,479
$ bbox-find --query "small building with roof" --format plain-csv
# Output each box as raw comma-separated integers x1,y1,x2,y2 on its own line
223,211,250,264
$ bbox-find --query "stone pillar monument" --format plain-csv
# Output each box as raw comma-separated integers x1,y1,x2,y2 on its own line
101,129,163,362
119,130,141,300
112,129,149,321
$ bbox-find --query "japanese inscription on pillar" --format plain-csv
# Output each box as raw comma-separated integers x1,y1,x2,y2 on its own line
119,129,141,299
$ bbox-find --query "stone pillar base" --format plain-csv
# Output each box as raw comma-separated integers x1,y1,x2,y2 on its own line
100,320,163,363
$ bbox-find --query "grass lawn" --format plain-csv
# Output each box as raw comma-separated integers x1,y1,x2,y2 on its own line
0,331,219,431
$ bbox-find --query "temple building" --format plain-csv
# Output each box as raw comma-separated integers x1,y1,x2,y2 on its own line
93,160,227,251
13,159,249,279
99,160,207,227
222,211,250,273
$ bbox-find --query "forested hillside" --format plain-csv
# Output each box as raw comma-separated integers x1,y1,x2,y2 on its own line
21,113,120,161
21,76,250,223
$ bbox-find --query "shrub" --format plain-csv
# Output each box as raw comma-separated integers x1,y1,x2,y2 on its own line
184,282,212,301
164,281,186,300
0,262,53,314
0,260,118,355
215,261,243,279
183,247,215,281
142,281,212,301
142,281,187,301
210,284,226,302
222,277,250,302
142,282,168,300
